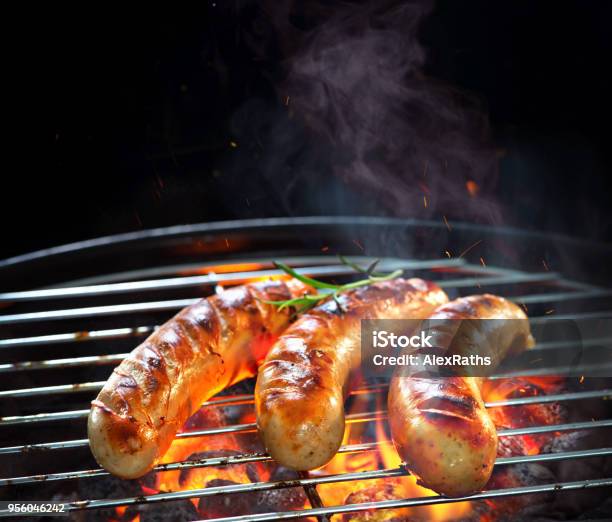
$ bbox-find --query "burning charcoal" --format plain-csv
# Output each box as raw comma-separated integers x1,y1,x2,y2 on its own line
28,491,85,522
198,478,307,518
179,449,261,489
256,486,307,511
198,478,263,518
342,481,419,522
124,499,198,522
270,465,302,481
543,429,612,517
478,464,555,520
183,404,227,430
74,475,144,522
497,433,533,458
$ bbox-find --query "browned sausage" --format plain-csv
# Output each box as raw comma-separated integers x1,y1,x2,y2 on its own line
255,278,448,470
388,294,534,496
88,279,314,479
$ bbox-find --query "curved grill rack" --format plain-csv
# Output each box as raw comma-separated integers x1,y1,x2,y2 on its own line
0,217,611,521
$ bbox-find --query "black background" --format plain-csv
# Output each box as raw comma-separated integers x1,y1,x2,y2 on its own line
2,1,611,260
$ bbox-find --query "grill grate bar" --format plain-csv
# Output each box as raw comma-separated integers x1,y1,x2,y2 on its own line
490,362,612,380
496,418,612,436
2,387,610,428
1,307,606,354
531,336,612,352
0,381,106,399
0,354,127,374
0,272,575,326
0,441,384,486
1,389,610,457
512,288,612,305
0,298,198,325
437,271,560,288
484,388,612,407
3,333,611,382
529,310,612,323
2,419,611,486
0,327,154,350
0,258,467,303
195,478,612,522
36,448,612,512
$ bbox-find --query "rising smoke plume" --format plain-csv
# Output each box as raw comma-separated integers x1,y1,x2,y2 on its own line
226,0,502,224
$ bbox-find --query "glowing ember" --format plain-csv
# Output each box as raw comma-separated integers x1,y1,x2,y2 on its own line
442,215,452,232
466,179,480,197
139,361,567,520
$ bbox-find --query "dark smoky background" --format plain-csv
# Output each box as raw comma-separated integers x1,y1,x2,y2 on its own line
1,0,611,259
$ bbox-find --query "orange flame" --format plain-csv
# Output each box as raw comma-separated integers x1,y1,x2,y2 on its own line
317,394,471,521
146,371,562,521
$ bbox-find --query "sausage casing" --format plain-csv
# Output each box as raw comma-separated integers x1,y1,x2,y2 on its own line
255,278,448,471
388,294,534,496
88,279,313,479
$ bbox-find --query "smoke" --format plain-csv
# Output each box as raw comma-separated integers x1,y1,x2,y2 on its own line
226,0,503,224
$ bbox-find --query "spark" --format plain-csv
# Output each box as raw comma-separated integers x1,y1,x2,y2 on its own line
444,250,452,258
230,141,238,148
423,195,428,208
542,259,550,271
442,215,452,231
224,238,230,248
545,308,555,315
284,95,291,106
466,180,479,197
480,257,486,267
520,302,529,314
579,375,585,384
352,239,364,251
321,246,329,252
458,239,483,259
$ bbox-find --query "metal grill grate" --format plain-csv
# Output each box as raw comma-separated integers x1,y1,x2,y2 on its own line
1,217,611,521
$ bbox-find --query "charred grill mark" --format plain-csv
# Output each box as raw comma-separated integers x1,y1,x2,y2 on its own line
478,295,497,310
112,364,140,400
257,279,290,300
207,299,229,347
419,394,479,420
216,286,253,315
142,345,164,370
90,399,116,416
248,285,274,323
117,377,138,389
421,408,475,425
188,300,219,336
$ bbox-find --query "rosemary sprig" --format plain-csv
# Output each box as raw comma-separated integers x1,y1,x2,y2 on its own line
262,257,403,314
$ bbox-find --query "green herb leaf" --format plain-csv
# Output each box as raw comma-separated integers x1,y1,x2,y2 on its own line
273,262,339,290
263,256,403,315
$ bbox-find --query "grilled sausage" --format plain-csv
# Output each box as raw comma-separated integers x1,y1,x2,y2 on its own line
388,294,534,497
88,279,314,479
255,278,448,471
